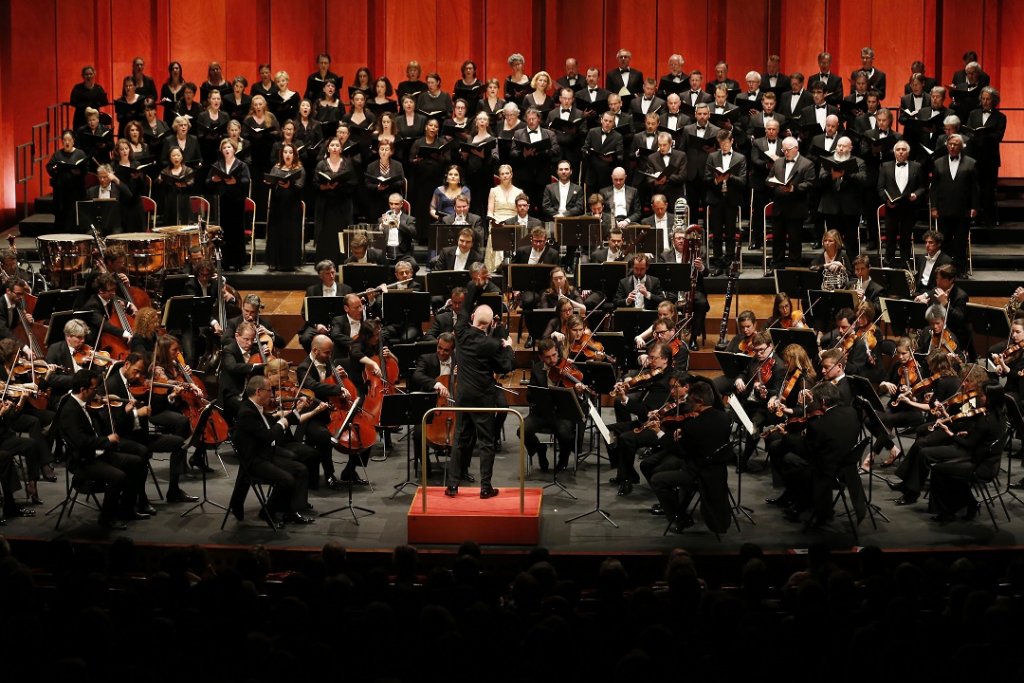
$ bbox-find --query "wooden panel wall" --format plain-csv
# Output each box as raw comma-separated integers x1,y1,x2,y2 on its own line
1,0,1020,225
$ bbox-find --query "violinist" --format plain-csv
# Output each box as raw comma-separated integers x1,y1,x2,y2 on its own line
296,335,357,489
221,294,285,351
819,306,870,377
153,334,217,473
104,352,194,505
990,316,1024,395
262,357,326,487
542,298,576,345
607,341,673,496
735,330,786,470
564,314,613,363
767,292,805,329
763,344,818,508
83,274,134,343
57,370,149,529
916,303,960,357
411,333,456,477
914,264,971,357
0,338,56,507
649,379,734,534
637,316,688,370
43,318,93,398
633,300,679,348
219,321,264,420
890,364,989,508
524,339,588,473
711,309,759,398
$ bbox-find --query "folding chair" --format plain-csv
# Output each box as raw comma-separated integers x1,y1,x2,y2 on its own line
805,437,871,543
220,442,278,532
245,196,257,269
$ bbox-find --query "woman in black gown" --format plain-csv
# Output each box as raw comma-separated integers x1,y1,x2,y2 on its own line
367,77,397,118
313,137,356,265
195,89,230,166
251,64,275,101
225,76,251,123
160,61,186,125
461,111,499,218
157,147,195,226
265,143,305,271
112,139,147,231
160,116,202,171
395,95,425,169
207,138,251,271
142,100,171,160
70,65,109,130
364,140,405,220
242,95,280,223
74,107,114,168
46,130,88,232
268,70,300,124
409,118,447,242
454,60,483,113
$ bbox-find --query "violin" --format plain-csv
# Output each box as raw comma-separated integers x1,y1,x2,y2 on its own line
737,336,755,356
73,344,115,368
930,328,958,354
891,365,932,407
774,368,804,417
127,379,182,398
929,405,987,433
761,407,825,438
634,400,694,433
86,395,126,410
568,329,614,363
997,340,1024,362
611,366,664,398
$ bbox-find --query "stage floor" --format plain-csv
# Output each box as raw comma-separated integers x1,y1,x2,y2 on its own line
7,408,1024,555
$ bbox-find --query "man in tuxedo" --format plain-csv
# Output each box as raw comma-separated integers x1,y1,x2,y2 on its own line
903,61,937,95
512,108,561,212
44,318,91,399
299,260,354,351
426,288,465,340
641,194,675,251
680,104,720,217
770,137,816,268
542,159,584,219
219,321,265,419
87,164,132,201
502,193,543,230
779,73,812,123
643,132,686,208
600,167,642,230
659,226,710,349
524,339,588,472
911,230,953,294
878,140,927,267
952,53,990,90
344,232,387,265
951,60,988,118
705,62,740,100
588,226,626,264
748,92,787,138
606,93,634,136
511,224,558,315
228,375,315,526
657,54,688,100
574,68,611,129
433,226,481,271
328,293,367,358
816,136,868,257
761,55,788,92
58,370,149,529
735,71,765,126
581,111,622,190
410,332,456,475
629,113,662,180
916,264,971,355
221,293,284,349
683,70,714,110
750,119,783,249
659,94,692,137
546,88,586,177
83,273,134,345
915,86,950,161
967,87,1007,225
445,282,515,498
380,192,418,262
808,52,843,100
440,195,484,249
800,86,841,145
607,48,644,106
556,57,584,92
614,253,664,310
0,278,34,355
630,78,666,123
852,47,886,100
705,130,748,275
930,135,979,273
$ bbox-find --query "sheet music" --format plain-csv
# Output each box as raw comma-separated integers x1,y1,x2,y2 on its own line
588,401,612,444
727,394,757,436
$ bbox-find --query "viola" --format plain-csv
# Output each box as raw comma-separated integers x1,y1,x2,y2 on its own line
737,336,755,356
930,329,958,354
929,405,987,433
634,399,693,433
774,368,804,417
1000,340,1024,361
547,358,584,388
73,345,115,368
569,330,614,363
761,407,825,437
86,395,126,410
611,366,664,398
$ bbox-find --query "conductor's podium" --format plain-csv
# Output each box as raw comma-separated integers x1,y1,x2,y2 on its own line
408,486,543,545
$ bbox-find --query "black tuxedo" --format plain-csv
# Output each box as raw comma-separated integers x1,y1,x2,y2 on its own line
219,340,263,418
541,181,584,219
83,293,128,341
770,154,816,264
0,295,23,343
629,96,666,122
966,107,1007,222
851,68,886,100
607,68,644,102
599,185,641,224
228,398,309,515
681,89,714,110
344,247,387,266
221,314,284,349
86,182,132,202
440,212,485,249
581,127,623,189
643,149,687,207
704,150,748,263
511,127,561,203
658,110,692,135
808,73,843,99
304,281,353,298
817,155,867,255
705,78,741,99
778,90,813,121
912,251,954,293
878,159,928,261
790,404,863,520
433,245,482,271
679,123,721,187
43,342,77,398
930,155,980,270
574,87,611,127
502,215,543,230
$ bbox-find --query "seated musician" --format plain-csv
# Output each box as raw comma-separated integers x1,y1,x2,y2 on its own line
152,334,220,473
768,292,805,328
636,315,689,372
299,260,354,352
44,318,94,399
78,246,138,311
818,346,855,406
524,338,589,473
819,306,871,378
344,233,387,265
911,230,953,295
711,309,759,398
0,338,56,508
614,253,664,310
641,194,674,251
600,167,642,230
763,343,818,509
502,193,543,230
369,258,425,346
83,273,134,344
562,314,612,363
990,316,1024,397
441,196,484,248
606,340,674,496
580,225,625,311
511,226,560,322
411,332,456,478
538,266,586,313
180,259,239,362
0,246,39,289
0,278,38,358
262,357,327,490
634,300,679,346
57,369,149,529
916,303,960,357
227,375,318,527
851,255,885,306
890,364,989,508
328,293,366,359
584,192,615,239
431,227,481,271
219,321,265,420
734,330,786,471
915,264,970,357
426,287,465,341
105,351,194,505
221,293,285,350
659,226,710,350
649,378,734,534
542,299,576,344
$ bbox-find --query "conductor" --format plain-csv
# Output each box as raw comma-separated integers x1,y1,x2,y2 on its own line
445,279,515,498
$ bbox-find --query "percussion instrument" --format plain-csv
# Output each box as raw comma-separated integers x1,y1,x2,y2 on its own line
36,234,92,287
154,225,203,270
106,232,168,275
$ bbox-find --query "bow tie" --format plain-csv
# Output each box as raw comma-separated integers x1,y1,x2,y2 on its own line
815,104,826,109
697,126,706,130
896,162,907,167
950,156,960,162
588,89,596,93
786,159,795,164
691,91,701,96
620,68,630,73
819,73,830,79
561,109,571,114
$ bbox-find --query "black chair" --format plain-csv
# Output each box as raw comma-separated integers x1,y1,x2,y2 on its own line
46,395,103,529
805,437,871,543
967,432,1012,532
664,442,743,540
1001,395,1024,506
220,443,278,532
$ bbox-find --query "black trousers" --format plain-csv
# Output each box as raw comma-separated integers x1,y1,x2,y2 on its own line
773,214,806,265
884,207,918,262
449,409,497,486
708,201,741,262
74,450,147,517
524,414,576,470
230,447,310,514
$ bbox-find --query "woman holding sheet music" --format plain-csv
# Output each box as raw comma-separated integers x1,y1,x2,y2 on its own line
396,95,426,165
47,130,88,232
75,107,114,168
159,62,186,125
314,137,356,265
364,140,404,219
454,61,483,112
462,112,498,218
265,143,306,272
368,77,397,118
195,89,229,166
160,116,201,171
157,147,195,226
207,139,251,271
409,118,448,237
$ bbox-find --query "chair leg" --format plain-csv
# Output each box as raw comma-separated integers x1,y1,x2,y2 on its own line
974,482,1000,531
148,460,163,500
838,488,859,545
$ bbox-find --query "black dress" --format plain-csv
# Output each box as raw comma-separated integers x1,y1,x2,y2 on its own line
409,136,449,240
268,91,300,124
242,115,280,222
208,159,251,270
225,93,252,122
157,166,196,226
194,111,230,166
394,113,426,165
113,162,147,231
159,83,185,125
313,158,356,265
46,148,89,232
69,82,109,130
265,165,306,271
74,124,115,168
461,134,498,218
142,119,171,161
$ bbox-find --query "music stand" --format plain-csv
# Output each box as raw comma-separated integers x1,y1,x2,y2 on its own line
162,274,189,299
769,328,819,362
340,264,390,293
478,292,504,322
715,350,751,378
613,308,658,339
430,224,466,252
566,400,618,528
32,290,78,322
321,396,375,524
966,303,1010,346
76,199,121,234
523,308,557,344
380,291,432,330
853,394,894,526
773,267,820,308
161,295,213,334
621,224,660,254
577,360,617,394
426,270,472,302
507,264,555,294
577,263,627,304
45,310,92,346
557,216,602,267
591,332,625,368
489,226,519,254
874,267,914,300
180,402,227,518
391,340,436,380
806,289,858,327
880,297,928,337
528,386,585,497
381,392,439,497
647,263,689,295
344,228,386,252
304,295,348,327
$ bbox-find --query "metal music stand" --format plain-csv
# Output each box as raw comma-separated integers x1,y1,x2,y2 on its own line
773,267,820,309
32,290,78,322
430,224,466,252
565,399,618,528
621,224,661,254
489,225,520,255
180,402,227,518
647,263,689,296
523,308,557,345
321,397,375,524
304,295,348,327
45,310,93,346
382,392,439,498
769,328,819,362
391,340,436,380
577,262,628,306
161,295,213,334
426,270,472,302
380,291,432,331
524,385,584,498
340,264,390,293
591,332,625,366
715,350,751,378
966,303,1010,347
613,306,657,339
76,199,122,235
557,216,602,270
162,274,189,299
806,289,858,328
853,394,894,527
874,267,914,301
879,297,928,337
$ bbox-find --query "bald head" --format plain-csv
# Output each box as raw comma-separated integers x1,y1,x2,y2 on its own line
471,305,494,331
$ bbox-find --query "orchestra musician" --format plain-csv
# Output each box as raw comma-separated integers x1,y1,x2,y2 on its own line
762,343,818,508
426,287,465,340
734,330,786,470
511,226,559,325
83,274,135,345
851,255,885,306
768,292,805,329
819,306,871,377
636,315,689,371
915,264,971,357
298,260,353,352
990,316,1024,397
659,226,710,350
538,267,586,313
222,294,285,350
411,332,456,477
614,253,664,310
542,299,576,344
432,227,481,272
524,339,588,472
219,321,265,420
916,303,960,358
711,310,759,398
542,159,585,220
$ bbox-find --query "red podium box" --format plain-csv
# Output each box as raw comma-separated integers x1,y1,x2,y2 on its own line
407,486,543,545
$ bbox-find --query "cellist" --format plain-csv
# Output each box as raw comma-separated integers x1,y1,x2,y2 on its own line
410,332,456,478
295,334,356,489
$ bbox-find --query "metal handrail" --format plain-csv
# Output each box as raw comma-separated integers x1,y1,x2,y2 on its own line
14,142,33,220
31,122,48,198
420,407,526,514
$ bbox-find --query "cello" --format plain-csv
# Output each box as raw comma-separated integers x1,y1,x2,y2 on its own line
425,367,458,449
174,351,230,445
328,362,377,453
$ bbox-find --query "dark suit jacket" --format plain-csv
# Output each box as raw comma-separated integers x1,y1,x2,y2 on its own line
574,87,612,124
599,185,641,223
851,68,886,100
44,342,76,396
231,398,294,470
681,89,714,109
912,251,954,292
304,282,354,298
57,395,115,469
769,155,816,217
511,127,560,167
219,340,262,403
629,96,666,120
658,110,692,133
643,149,686,201
816,156,867,215
453,282,514,404
800,105,841,134
434,245,482,271
930,155,980,217
704,150,748,205
86,183,132,201
678,124,721,180
588,246,626,263
440,212,483,230
750,137,783,189
966,108,1007,166
221,314,284,349
0,295,22,342
614,274,664,309
511,244,559,266
877,160,928,212
411,352,446,393
83,294,126,339
807,73,844,99
541,182,584,219
502,216,543,231
607,69,644,99
581,128,623,165
778,90,813,120
344,247,387,266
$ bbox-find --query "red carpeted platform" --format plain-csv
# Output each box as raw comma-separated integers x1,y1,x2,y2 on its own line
407,487,543,545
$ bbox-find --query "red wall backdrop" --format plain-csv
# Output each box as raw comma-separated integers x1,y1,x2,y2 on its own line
1,0,1019,226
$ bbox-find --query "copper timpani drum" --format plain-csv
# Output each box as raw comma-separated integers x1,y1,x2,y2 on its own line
154,225,202,270
36,234,93,287
106,232,167,276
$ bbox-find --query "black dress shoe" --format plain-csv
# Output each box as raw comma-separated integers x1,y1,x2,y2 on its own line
189,456,215,473
325,476,344,490
616,481,633,496
40,469,58,483
230,505,244,521
166,489,199,504
258,509,284,528
668,516,695,533
962,501,981,521
339,474,369,486
282,511,315,524
137,503,158,516
118,510,151,522
885,479,905,492
649,503,665,516
480,485,500,499
99,515,128,530
445,485,459,497
765,494,792,507
609,475,641,485
892,495,918,506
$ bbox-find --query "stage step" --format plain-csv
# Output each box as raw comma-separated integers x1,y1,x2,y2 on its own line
407,486,543,545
